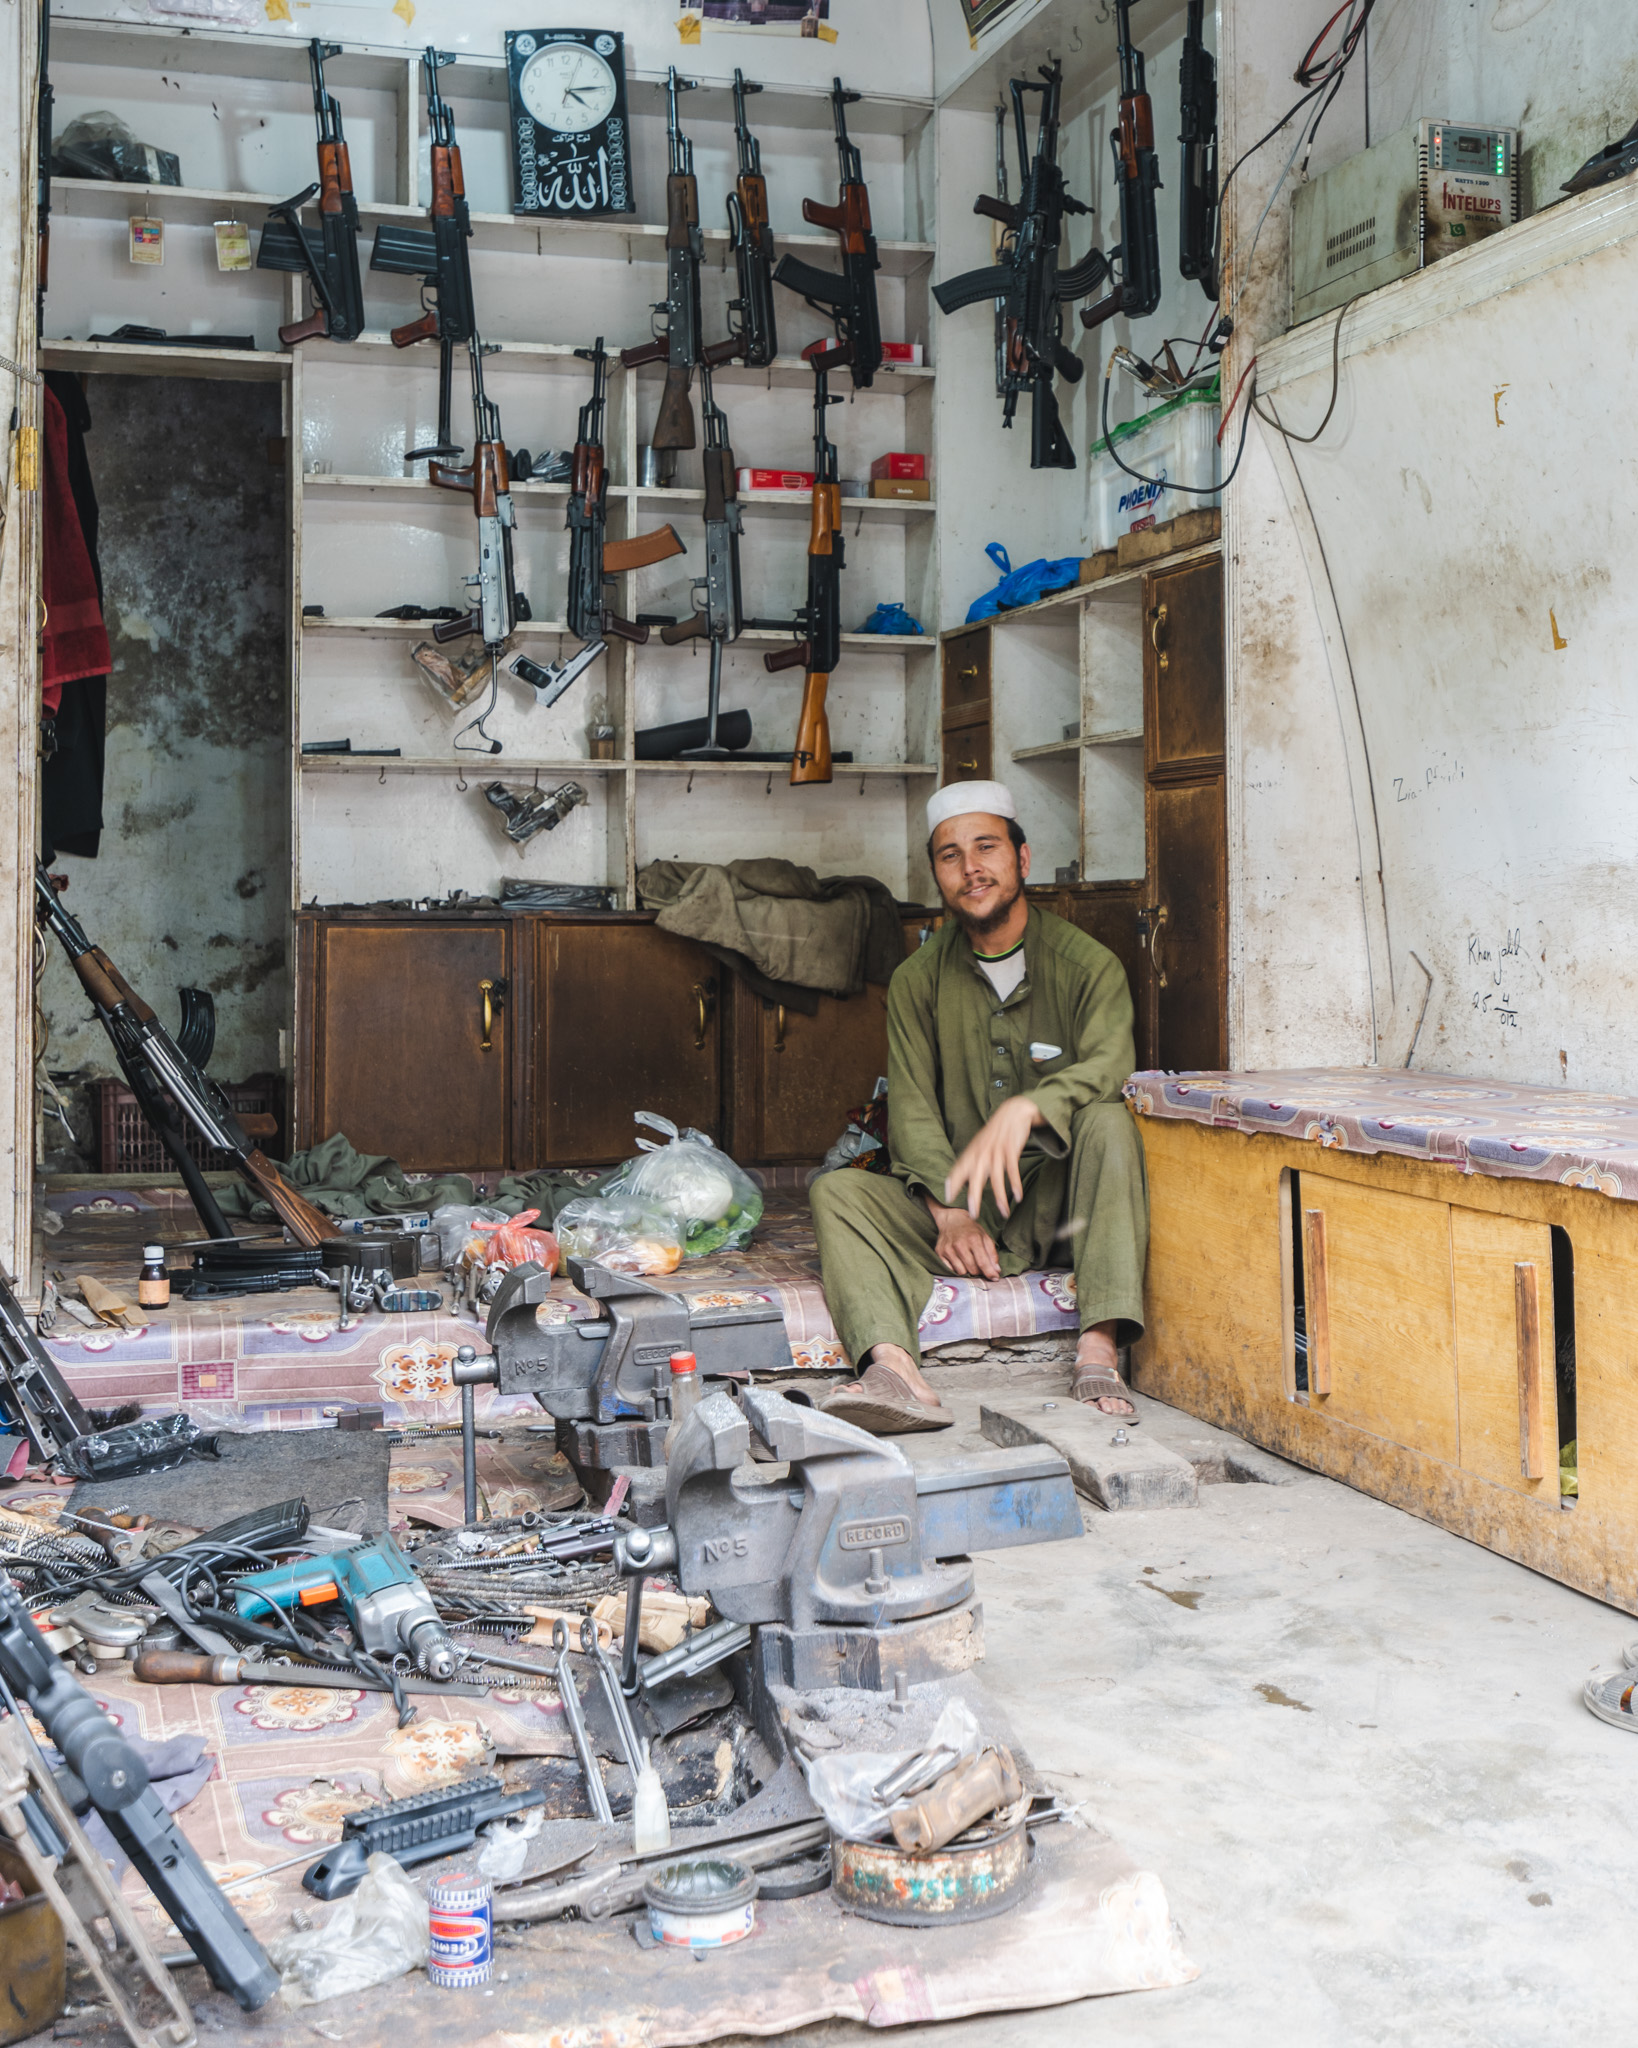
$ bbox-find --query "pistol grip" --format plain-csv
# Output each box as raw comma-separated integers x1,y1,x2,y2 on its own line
433,612,479,643
391,311,438,350
279,308,330,348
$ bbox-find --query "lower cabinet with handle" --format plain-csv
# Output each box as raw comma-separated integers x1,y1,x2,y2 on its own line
296,909,927,1173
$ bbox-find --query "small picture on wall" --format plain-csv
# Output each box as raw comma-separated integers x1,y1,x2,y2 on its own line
694,1,831,24
956,0,1022,36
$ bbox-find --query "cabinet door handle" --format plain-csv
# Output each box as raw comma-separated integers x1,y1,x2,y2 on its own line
1149,601,1169,671
1146,905,1171,991
479,978,495,1051
773,1003,787,1052
958,665,979,680
956,758,979,773
691,981,716,1050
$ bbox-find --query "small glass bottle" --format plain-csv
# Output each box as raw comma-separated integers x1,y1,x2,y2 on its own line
137,1245,170,1309
664,1350,701,1455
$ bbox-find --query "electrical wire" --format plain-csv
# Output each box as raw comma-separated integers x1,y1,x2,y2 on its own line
1250,297,1356,444
1098,352,1256,503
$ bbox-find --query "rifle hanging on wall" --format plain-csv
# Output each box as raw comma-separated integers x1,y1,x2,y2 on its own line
766,349,846,785
1081,0,1164,333
775,80,883,388
256,41,367,347
1178,0,1219,299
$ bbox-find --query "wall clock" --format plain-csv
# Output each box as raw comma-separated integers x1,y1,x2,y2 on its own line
506,30,635,217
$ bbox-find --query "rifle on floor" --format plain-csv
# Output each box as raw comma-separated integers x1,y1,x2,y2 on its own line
566,338,685,648
1081,0,1165,333
621,69,742,450
766,350,845,784
726,69,779,368
369,47,475,460
659,362,744,757
257,40,366,346
1178,0,1219,299
775,79,882,388
33,865,331,1248
933,60,1107,470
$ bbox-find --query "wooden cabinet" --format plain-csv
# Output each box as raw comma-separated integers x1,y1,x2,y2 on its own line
941,626,992,785
296,918,514,1174
534,920,721,1165
297,908,937,1173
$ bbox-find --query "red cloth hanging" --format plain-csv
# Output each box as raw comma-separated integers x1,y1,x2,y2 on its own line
41,382,111,715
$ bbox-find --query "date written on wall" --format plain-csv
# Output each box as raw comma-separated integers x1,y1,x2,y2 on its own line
1469,927,1523,1030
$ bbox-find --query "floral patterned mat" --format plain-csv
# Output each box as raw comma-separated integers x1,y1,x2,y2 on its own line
1126,1066,1638,1200
40,1181,1080,1418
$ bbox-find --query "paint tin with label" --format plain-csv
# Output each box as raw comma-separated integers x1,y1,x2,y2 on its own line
427,1870,492,1988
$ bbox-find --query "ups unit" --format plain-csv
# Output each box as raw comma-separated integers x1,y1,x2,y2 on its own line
1291,119,1519,326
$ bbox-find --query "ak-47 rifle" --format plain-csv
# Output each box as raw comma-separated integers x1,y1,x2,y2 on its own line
933,61,1107,470
566,339,684,647
1178,0,1219,299
726,70,779,368
370,48,475,461
659,363,743,758
622,70,741,452
33,867,331,1248
766,351,845,785
775,80,882,389
992,103,1011,396
1081,0,1164,333
257,40,366,347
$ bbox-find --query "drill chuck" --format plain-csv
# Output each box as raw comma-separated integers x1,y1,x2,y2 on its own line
408,1616,458,1682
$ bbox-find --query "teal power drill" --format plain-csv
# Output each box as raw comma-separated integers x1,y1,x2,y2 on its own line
232,1532,457,1681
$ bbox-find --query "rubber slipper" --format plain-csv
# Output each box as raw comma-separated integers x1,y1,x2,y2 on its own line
1071,1365,1136,1415
820,1365,954,1436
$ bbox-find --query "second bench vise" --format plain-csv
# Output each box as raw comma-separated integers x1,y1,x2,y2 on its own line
453,1256,792,1479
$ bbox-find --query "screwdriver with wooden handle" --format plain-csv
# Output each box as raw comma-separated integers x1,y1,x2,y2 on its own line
132,1647,491,1698
889,1745,1024,1855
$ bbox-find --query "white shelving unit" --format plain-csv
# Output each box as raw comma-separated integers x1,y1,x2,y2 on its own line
46,18,941,906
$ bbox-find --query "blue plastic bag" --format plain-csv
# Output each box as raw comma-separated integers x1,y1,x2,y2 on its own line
965,542,1082,623
859,601,924,636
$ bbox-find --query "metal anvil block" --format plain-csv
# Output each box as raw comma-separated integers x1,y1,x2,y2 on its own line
660,1388,1083,1635
482,1257,792,1426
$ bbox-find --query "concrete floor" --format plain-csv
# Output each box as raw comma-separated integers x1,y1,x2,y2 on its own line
724,1361,1638,2046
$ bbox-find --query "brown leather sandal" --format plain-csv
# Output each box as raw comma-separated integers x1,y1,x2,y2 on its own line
820,1361,954,1436
1070,1363,1136,1415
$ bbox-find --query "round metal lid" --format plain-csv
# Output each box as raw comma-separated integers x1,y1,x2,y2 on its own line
641,1857,758,1916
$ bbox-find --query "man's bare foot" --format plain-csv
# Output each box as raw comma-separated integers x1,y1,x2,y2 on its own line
864,1343,944,1411
1071,1322,1134,1415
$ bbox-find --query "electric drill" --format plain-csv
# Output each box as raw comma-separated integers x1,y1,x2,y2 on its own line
232,1531,456,1681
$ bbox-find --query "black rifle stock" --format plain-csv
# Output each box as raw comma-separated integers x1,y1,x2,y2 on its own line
257,41,366,346
1179,0,1219,298
774,80,881,388
1081,0,1164,332
727,69,779,367
659,364,743,757
0,1581,279,2009
34,867,330,1247
934,61,1106,470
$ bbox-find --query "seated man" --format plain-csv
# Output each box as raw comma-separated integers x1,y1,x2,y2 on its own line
811,781,1147,1433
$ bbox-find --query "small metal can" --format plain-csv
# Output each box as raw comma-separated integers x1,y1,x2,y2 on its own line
427,1870,492,1989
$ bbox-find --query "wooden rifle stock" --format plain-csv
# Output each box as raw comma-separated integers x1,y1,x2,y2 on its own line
791,671,832,785
242,1150,332,1249
652,364,697,451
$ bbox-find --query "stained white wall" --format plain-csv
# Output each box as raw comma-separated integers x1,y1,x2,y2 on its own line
1221,0,1638,1089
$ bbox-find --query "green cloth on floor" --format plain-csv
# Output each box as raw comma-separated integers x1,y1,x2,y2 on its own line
216,1132,615,1227
809,903,1149,1366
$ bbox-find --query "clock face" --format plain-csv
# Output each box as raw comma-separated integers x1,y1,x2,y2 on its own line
519,45,619,134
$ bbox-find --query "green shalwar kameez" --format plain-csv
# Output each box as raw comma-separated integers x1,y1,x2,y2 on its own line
809,905,1149,1366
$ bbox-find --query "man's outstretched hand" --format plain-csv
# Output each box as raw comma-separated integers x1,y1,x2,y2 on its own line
928,1200,1002,1280
945,1094,1045,1222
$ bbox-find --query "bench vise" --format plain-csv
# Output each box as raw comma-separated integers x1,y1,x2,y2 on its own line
452,1258,793,1504
616,1387,1084,1692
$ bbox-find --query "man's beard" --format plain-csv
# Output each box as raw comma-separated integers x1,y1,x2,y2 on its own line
942,863,1025,941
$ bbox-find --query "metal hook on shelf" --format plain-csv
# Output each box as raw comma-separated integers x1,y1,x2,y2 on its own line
456,767,468,792
858,774,866,796
686,769,696,796
765,771,773,795
379,764,386,785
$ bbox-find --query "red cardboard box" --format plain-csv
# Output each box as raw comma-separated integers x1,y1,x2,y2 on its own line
735,468,814,493
879,342,924,365
869,452,926,482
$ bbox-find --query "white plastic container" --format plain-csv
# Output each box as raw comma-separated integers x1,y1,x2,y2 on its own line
1087,383,1221,556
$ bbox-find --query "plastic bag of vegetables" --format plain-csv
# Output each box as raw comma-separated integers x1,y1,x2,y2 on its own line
555,1195,683,1277
620,1112,764,1258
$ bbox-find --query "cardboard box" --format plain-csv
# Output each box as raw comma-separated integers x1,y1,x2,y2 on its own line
879,342,924,366
869,452,926,482
735,468,814,493
870,477,931,501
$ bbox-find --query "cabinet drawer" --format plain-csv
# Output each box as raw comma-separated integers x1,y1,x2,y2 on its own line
942,628,992,716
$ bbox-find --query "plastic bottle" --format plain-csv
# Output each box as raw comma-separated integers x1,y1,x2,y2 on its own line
137,1245,170,1309
663,1350,701,1456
